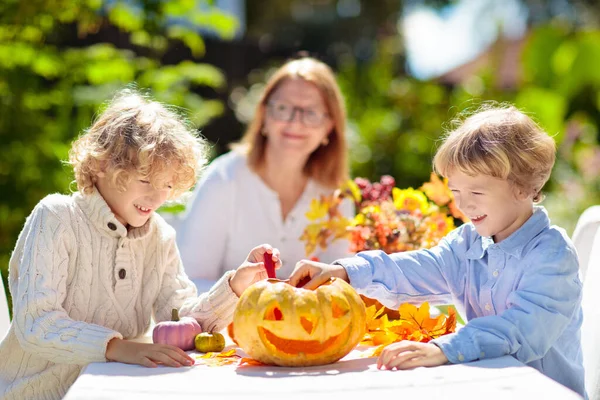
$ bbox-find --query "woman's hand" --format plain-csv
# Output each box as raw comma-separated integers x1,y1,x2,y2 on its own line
229,244,281,296
377,341,448,370
105,338,195,368
288,259,349,290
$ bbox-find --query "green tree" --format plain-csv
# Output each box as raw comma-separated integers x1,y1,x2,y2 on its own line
335,24,600,235
0,0,238,315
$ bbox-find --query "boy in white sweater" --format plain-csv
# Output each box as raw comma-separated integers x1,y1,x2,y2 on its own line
0,88,281,400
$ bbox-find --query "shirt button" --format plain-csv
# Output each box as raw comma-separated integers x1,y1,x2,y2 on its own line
118,269,126,279
493,270,499,277
107,222,117,231
457,353,465,362
281,237,286,242
485,303,492,311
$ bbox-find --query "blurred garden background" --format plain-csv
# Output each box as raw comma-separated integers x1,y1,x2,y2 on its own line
2,0,600,308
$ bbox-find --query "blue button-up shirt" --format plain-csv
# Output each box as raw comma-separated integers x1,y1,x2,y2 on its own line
338,206,585,398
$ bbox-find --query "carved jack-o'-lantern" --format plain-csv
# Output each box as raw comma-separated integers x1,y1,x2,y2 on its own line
232,277,366,367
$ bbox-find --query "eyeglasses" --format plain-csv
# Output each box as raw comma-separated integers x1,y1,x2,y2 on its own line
266,101,329,128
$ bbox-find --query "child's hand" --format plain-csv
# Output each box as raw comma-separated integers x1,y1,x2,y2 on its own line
376,341,448,370
229,244,281,296
106,338,194,368
288,259,349,290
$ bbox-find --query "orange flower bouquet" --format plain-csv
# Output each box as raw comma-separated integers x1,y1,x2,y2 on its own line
300,172,468,256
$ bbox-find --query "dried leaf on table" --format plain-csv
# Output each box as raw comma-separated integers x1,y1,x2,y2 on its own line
238,357,265,367
195,349,240,367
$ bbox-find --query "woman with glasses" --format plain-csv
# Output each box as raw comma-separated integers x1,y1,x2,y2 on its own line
174,56,354,283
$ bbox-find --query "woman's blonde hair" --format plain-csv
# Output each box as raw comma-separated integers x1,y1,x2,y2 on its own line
69,88,208,199
232,56,348,188
433,103,556,202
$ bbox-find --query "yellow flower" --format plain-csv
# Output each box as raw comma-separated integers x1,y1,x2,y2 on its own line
352,213,366,226
393,187,429,213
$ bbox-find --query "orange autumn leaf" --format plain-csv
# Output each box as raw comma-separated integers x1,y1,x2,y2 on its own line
238,357,265,367
384,319,419,337
362,301,457,350
449,200,469,222
369,344,387,357
360,330,399,346
364,304,386,330
419,173,452,206
408,329,428,343
443,306,457,335
398,302,431,329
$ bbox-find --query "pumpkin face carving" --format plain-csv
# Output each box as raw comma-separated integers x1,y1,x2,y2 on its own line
233,278,366,367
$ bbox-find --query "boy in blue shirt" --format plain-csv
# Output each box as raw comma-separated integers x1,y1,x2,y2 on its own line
289,105,585,397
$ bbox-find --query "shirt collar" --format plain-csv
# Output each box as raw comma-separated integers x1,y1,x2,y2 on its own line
74,188,153,240
465,206,550,260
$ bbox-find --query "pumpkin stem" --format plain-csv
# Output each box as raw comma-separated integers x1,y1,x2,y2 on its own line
171,308,180,322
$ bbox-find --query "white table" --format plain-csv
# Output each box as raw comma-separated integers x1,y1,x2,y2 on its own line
65,344,582,400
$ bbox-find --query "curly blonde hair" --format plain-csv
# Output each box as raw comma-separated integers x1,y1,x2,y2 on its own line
232,56,348,188
433,103,556,203
69,88,208,199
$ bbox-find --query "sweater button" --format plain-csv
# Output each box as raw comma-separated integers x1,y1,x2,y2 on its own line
107,222,117,231
118,269,126,279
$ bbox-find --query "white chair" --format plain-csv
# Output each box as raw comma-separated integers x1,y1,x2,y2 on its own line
573,206,600,282
573,206,600,400
0,278,10,340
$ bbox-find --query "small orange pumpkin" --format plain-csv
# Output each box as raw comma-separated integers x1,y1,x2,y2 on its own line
232,277,366,367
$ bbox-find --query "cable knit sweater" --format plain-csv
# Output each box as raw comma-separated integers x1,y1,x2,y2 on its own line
0,189,239,400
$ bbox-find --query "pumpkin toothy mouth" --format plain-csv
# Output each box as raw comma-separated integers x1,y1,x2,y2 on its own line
258,327,348,355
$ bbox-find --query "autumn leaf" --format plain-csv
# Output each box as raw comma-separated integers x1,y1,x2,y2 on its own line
196,349,240,367
369,344,387,357
339,179,362,203
299,223,322,255
328,216,352,240
449,200,469,222
305,197,330,220
420,173,452,206
238,357,265,367
442,306,458,335
362,301,457,350
364,304,386,330
398,302,431,329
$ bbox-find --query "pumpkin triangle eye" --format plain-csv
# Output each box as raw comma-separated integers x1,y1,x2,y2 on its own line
331,298,349,318
264,305,284,321
300,316,316,334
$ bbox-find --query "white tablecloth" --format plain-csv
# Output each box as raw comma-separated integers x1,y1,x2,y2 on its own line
65,345,581,400
64,278,581,399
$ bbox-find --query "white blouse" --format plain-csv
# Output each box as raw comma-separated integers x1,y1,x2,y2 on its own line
171,151,355,281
